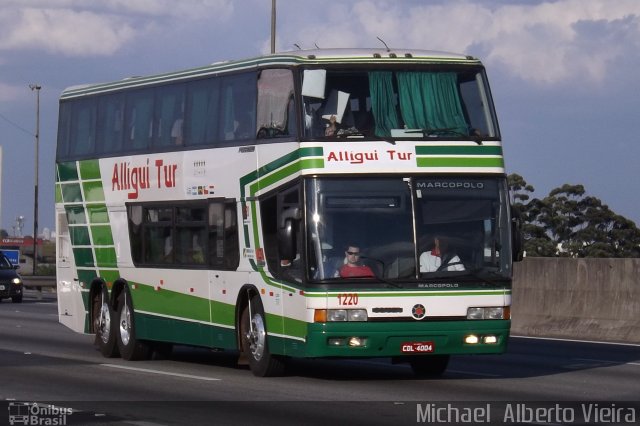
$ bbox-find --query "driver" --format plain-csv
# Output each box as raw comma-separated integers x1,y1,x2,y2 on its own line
338,244,375,278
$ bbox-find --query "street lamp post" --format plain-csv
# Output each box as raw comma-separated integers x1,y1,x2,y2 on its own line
29,84,41,275
271,0,276,54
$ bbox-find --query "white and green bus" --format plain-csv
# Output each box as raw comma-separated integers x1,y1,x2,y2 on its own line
56,48,521,377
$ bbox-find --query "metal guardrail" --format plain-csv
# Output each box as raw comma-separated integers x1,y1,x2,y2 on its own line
22,276,56,288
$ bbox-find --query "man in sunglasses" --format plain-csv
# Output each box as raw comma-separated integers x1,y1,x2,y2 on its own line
338,245,375,278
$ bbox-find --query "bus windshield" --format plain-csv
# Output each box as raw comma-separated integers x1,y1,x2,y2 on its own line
305,176,511,284
301,66,498,141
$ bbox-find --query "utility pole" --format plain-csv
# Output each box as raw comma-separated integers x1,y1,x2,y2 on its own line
29,84,41,275
271,0,276,54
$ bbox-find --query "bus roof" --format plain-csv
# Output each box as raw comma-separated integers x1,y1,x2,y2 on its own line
60,48,481,99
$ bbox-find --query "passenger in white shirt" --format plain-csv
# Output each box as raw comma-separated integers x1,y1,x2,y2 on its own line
420,236,465,272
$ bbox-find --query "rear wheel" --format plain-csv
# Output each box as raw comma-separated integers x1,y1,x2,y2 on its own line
93,286,118,358
409,355,450,378
116,288,151,361
240,295,285,377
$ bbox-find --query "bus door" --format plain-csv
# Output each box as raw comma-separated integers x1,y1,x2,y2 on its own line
56,209,86,332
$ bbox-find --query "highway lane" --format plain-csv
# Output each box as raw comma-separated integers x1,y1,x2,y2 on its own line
0,291,638,425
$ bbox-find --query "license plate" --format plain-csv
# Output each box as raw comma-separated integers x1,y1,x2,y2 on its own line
0,285,5,290
401,341,434,353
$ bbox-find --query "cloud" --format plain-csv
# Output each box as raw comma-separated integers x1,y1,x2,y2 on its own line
0,82,23,102
0,8,136,56
279,0,640,85
0,0,234,56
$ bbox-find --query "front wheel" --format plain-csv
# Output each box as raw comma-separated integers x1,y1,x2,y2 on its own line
408,354,450,378
116,288,151,361
11,294,23,303
240,295,285,377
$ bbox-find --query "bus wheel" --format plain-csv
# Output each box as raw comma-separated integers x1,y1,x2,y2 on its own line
409,355,450,378
240,295,285,377
11,294,23,303
93,286,119,358
116,288,151,361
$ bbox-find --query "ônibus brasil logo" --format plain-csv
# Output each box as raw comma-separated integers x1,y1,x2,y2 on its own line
8,402,72,425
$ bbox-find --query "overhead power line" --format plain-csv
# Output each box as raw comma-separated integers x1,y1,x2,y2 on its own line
0,111,34,137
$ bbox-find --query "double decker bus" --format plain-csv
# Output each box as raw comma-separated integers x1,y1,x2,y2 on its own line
56,48,521,377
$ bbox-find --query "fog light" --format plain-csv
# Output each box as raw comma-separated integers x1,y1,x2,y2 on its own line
348,337,366,347
328,338,346,346
483,335,498,344
464,334,479,344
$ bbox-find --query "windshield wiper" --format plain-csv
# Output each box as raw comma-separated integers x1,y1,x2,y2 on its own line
361,255,403,288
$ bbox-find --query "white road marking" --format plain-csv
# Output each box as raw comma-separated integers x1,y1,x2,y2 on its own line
511,335,640,347
100,363,221,381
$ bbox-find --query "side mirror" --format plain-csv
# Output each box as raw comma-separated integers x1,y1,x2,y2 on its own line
278,207,301,262
511,205,524,262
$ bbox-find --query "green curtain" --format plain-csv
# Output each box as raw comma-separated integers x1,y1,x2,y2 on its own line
368,71,400,137
397,72,468,135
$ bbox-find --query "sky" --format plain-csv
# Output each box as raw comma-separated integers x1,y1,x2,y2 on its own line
0,0,639,237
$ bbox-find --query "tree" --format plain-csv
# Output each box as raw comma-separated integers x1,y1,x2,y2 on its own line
507,174,555,256
507,174,640,258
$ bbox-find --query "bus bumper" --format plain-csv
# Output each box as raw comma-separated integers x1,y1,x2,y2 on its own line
300,320,510,358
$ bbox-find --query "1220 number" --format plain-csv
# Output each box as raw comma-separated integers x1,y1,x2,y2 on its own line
337,293,359,305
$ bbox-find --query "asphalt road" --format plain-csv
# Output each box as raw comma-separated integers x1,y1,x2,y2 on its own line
0,290,638,425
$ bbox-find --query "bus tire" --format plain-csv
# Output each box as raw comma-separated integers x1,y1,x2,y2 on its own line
409,354,450,378
116,288,151,361
11,294,23,303
93,286,119,358
240,295,285,377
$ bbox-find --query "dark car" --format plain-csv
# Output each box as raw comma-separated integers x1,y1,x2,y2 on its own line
0,253,23,303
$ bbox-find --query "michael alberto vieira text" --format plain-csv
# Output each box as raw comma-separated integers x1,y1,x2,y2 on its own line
416,402,637,424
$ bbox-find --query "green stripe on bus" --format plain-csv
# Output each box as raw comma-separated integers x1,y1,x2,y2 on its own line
91,225,114,245
415,145,502,156
82,181,106,202
131,283,217,324
249,158,324,195
240,147,324,198
131,283,306,340
306,290,509,298
416,157,504,168
79,159,101,180
57,162,79,182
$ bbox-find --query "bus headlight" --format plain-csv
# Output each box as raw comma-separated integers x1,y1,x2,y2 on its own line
348,309,368,322
327,309,348,322
12,278,22,285
467,307,509,320
315,309,368,322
